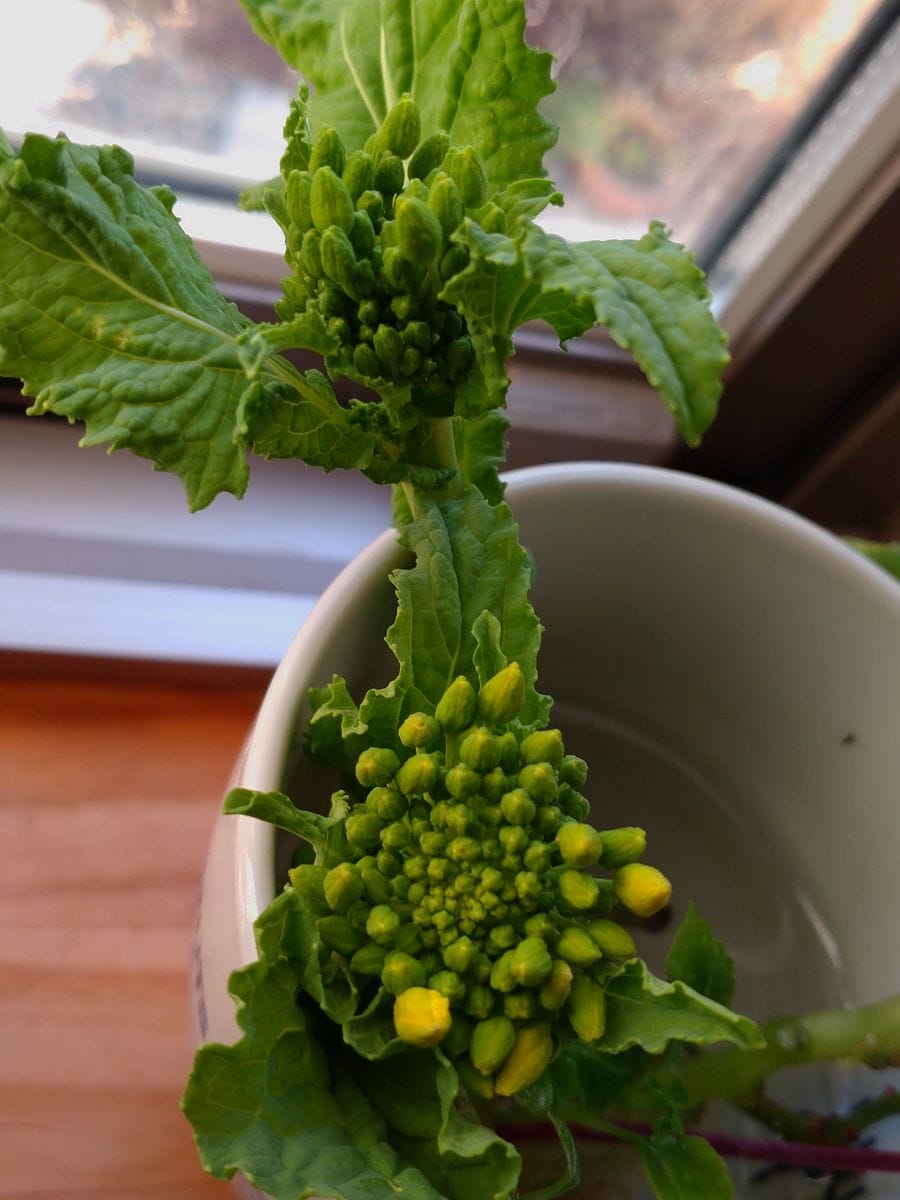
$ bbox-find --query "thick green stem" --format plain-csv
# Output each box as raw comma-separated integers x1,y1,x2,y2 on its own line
401,415,462,520
678,991,900,1110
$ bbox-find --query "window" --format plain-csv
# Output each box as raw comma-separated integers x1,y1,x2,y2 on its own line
2,1,898,664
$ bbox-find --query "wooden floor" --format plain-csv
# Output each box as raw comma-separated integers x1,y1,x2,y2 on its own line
0,654,269,1199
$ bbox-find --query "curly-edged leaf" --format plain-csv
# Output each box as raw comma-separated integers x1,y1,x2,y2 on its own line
356,487,549,745
444,218,727,445
638,1132,733,1200
224,786,333,842
184,886,521,1200
454,409,508,502
361,1052,521,1199
0,132,293,510
665,903,735,1009
250,366,377,470
239,0,557,190
598,961,763,1056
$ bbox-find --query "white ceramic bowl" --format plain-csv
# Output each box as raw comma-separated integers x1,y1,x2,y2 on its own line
192,462,900,1196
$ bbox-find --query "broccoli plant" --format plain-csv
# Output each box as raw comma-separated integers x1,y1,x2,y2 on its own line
4,1,900,1198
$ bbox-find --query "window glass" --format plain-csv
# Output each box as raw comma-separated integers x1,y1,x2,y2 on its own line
1,0,886,254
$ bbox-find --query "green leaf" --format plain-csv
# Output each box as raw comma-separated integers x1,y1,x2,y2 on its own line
597,961,763,1056
453,409,509,502
638,1133,733,1200
184,889,520,1200
0,134,268,509
250,365,377,471
240,0,557,190
223,786,350,860
846,538,900,583
665,903,735,1008
444,218,727,445
358,488,549,744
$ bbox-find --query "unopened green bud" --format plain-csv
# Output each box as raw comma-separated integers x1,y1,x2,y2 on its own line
489,949,517,994
309,126,346,174
380,94,421,158
586,919,636,959
446,336,474,380
381,949,427,995
470,1014,517,1075
534,804,563,836
435,676,476,732
408,130,450,179
494,1023,554,1097
391,874,411,901
399,346,421,376
288,863,329,914
403,853,428,881
394,986,451,1046
342,149,373,200
456,1055,496,1099
376,848,402,878
345,809,384,851
459,727,502,772
399,712,441,749
356,188,384,226
353,343,381,377
520,728,565,769
349,209,376,258
514,870,543,907
559,754,589,788
524,913,558,942
477,662,526,724
355,747,400,788
442,1013,472,1059
367,903,401,946
395,752,441,797
567,974,607,1044
439,243,469,280
498,825,528,853
518,762,559,804
479,767,507,802
499,788,536,826
538,958,574,1010
557,926,601,968
323,862,364,913
419,830,446,857
285,169,314,231
558,785,591,822
555,822,603,867
556,868,600,913
443,146,488,209
402,319,433,350
427,171,464,236
614,863,671,917
317,914,364,956
373,322,404,368
428,969,465,1005
504,990,538,1021
373,152,405,197
368,786,407,822
523,841,553,873
443,935,477,974
463,982,495,1020
444,764,480,800
478,202,507,234
395,195,443,266
486,924,517,956
380,819,410,850
350,942,388,976
299,228,324,277
311,165,354,233
447,836,480,864
599,827,648,868
510,936,553,987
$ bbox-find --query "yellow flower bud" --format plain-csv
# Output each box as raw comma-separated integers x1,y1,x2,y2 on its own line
477,662,525,724
538,959,574,1011
555,821,603,867
614,863,672,918
393,986,452,1047
494,1023,554,1097
567,974,607,1044
585,919,636,959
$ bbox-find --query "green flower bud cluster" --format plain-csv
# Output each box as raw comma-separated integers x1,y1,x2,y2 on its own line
279,95,487,407
291,661,672,1096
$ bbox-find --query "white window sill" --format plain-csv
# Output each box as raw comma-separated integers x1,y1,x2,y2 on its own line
1,416,392,666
